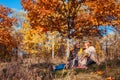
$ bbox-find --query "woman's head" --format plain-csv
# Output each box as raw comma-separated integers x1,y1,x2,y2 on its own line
83,41,91,48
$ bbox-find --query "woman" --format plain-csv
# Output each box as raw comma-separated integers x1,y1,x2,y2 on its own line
83,41,100,66
78,47,88,66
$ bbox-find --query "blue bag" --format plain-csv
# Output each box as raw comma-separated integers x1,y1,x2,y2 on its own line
53,63,66,71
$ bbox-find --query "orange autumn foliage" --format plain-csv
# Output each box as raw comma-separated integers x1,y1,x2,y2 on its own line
85,0,120,27
21,0,101,38
0,5,17,60
21,0,120,38
0,5,17,47
0,5,17,28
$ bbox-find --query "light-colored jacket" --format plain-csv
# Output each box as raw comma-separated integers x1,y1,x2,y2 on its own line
84,46,100,65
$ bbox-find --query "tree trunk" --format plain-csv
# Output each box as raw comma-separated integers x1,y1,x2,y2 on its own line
66,38,70,58
52,35,55,59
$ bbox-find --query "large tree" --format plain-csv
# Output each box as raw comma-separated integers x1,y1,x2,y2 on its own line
21,0,101,38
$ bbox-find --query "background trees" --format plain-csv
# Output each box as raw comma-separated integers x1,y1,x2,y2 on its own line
0,0,120,60
0,5,17,61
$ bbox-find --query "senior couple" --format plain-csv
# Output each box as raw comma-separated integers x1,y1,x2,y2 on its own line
68,41,100,68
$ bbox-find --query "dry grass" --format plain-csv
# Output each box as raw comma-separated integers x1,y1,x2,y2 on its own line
0,57,120,80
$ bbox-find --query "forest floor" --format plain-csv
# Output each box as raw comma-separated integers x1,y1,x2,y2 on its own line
0,57,120,80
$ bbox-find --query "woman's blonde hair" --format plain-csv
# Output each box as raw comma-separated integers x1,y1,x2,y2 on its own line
83,40,92,46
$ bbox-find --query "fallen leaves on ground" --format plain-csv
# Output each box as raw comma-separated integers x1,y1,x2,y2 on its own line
96,70,104,75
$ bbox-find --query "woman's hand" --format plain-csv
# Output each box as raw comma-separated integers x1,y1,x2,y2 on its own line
84,53,88,57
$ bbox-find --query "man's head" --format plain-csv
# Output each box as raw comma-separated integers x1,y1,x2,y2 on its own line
75,43,80,48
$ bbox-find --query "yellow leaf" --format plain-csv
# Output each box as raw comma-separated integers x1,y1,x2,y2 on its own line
105,77,113,80
96,70,103,75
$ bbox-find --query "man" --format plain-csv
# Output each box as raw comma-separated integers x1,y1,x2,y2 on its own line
68,43,80,68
